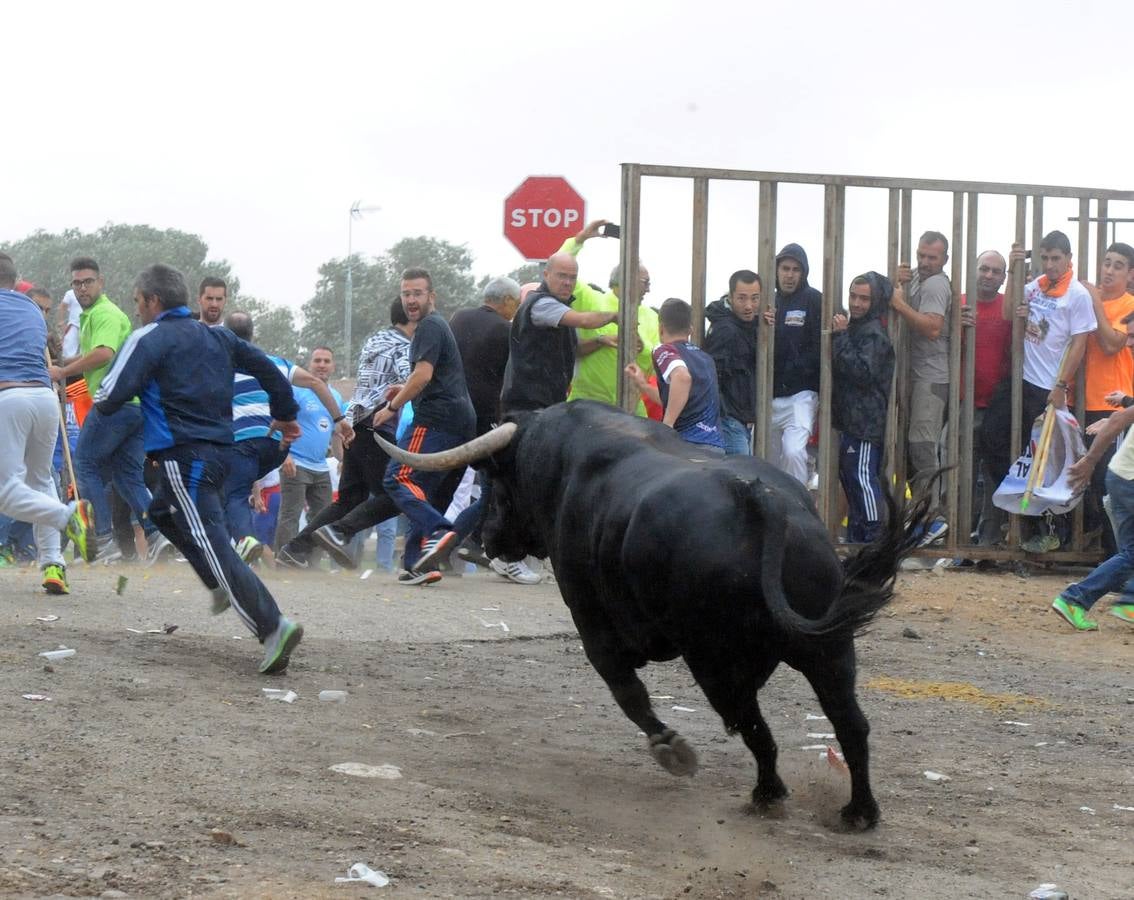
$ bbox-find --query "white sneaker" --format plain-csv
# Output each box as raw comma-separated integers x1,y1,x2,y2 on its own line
489,558,541,585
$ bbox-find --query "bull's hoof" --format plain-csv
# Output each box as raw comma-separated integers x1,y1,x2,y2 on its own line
839,800,880,831
648,729,698,776
752,776,789,808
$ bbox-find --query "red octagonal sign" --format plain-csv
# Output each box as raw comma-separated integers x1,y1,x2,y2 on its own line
503,176,585,261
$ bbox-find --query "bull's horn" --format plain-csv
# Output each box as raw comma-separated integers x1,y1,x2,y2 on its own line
374,422,517,471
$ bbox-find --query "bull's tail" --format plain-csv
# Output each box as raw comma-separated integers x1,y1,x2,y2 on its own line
745,474,937,642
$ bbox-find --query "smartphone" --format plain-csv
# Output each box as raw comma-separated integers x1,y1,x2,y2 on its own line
600,223,621,239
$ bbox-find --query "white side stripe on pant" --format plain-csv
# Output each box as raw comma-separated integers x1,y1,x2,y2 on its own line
858,441,878,523
163,460,256,634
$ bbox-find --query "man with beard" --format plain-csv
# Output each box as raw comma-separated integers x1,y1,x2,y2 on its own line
198,278,227,326
763,244,822,484
372,268,477,584
704,269,760,455
831,273,895,543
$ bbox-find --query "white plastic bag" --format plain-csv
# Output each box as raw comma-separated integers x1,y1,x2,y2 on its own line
993,408,1086,516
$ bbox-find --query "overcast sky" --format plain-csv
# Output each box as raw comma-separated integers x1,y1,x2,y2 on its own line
7,0,1134,315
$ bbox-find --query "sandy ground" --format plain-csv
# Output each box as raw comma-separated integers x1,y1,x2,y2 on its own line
1,555,1133,900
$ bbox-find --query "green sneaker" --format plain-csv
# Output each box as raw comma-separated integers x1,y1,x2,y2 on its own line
1110,603,1134,624
42,564,69,595
1051,596,1098,631
0,544,15,567
259,617,303,674
66,500,96,563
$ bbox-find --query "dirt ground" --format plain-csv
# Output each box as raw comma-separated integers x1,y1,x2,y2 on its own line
1,554,1132,900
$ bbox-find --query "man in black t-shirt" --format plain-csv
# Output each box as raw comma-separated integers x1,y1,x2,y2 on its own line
373,268,476,584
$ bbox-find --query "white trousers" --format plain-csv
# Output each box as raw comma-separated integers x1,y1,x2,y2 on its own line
0,387,68,566
770,390,818,486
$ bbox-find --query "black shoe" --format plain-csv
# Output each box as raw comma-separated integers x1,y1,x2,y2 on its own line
275,545,310,570
457,537,491,569
313,525,357,569
397,569,442,586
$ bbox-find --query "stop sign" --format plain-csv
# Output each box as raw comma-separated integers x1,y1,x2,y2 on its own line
503,176,585,260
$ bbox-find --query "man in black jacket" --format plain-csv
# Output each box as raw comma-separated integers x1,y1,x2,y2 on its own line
832,272,895,543
704,269,760,455
500,253,616,413
763,244,823,485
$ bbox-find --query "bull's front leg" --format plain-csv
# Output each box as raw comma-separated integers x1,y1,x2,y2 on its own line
573,613,698,777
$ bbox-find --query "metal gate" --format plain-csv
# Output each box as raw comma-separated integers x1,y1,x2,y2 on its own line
614,164,1134,562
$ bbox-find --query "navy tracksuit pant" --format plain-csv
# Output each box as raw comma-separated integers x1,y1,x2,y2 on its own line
839,434,885,544
150,442,282,641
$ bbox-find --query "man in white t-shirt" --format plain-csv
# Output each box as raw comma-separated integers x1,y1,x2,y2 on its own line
1004,230,1097,551
58,289,82,358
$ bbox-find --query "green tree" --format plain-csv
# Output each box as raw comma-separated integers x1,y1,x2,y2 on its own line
507,262,544,285
238,296,301,361
300,235,479,364
1,224,237,316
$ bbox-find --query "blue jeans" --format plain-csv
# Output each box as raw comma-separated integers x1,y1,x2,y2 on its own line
1063,469,1134,610
383,422,465,571
719,415,752,456
75,404,152,537
150,442,283,640
223,437,288,542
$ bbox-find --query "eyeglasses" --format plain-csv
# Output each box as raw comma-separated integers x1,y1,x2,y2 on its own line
71,277,98,289
400,289,429,300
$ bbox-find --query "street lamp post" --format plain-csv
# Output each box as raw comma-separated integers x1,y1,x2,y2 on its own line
346,201,380,366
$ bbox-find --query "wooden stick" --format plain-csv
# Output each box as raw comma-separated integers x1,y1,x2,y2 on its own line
1021,403,1056,512
44,348,80,502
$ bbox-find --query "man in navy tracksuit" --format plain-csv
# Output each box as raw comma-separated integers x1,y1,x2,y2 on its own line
94,264,303,674
831,272,896,543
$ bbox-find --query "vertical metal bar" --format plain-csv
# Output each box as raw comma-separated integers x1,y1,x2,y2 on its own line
959,191,979,551
1096,199,1109,283
944,191,964,551
1007,195,1028,549
1070,199,1096,551
1031,197,1045,280
884,189,901,489
690,178,709,344
892,188,913,503
756,181,777,459
617,164,642,413
817,184,841,530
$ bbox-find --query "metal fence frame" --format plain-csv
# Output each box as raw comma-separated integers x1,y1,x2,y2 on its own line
615,164,1134,562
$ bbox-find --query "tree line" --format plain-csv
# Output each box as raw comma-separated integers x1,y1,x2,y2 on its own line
2,225,542,363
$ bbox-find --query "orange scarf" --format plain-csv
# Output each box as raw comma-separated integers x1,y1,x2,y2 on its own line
1038,265,1073,298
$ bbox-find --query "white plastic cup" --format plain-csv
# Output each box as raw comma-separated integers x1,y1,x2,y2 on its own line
319,690,348,703
38,649,76,661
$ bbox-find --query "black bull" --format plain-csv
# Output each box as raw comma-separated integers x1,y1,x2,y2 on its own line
378,400,931,829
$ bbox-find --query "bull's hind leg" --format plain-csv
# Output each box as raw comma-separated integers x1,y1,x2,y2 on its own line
797,647,879,829
685,653,787,807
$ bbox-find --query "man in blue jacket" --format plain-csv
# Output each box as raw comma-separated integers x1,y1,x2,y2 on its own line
95,264,303,674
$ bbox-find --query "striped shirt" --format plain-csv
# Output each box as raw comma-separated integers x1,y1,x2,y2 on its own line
345,327,412,426
232,355,296,442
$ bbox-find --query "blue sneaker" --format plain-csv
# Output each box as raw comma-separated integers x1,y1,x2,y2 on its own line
917,518,948,547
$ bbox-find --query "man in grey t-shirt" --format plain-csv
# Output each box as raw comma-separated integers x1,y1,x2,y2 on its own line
892,230,952,540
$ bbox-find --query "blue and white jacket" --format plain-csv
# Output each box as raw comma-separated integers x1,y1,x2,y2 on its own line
94,306,298,454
